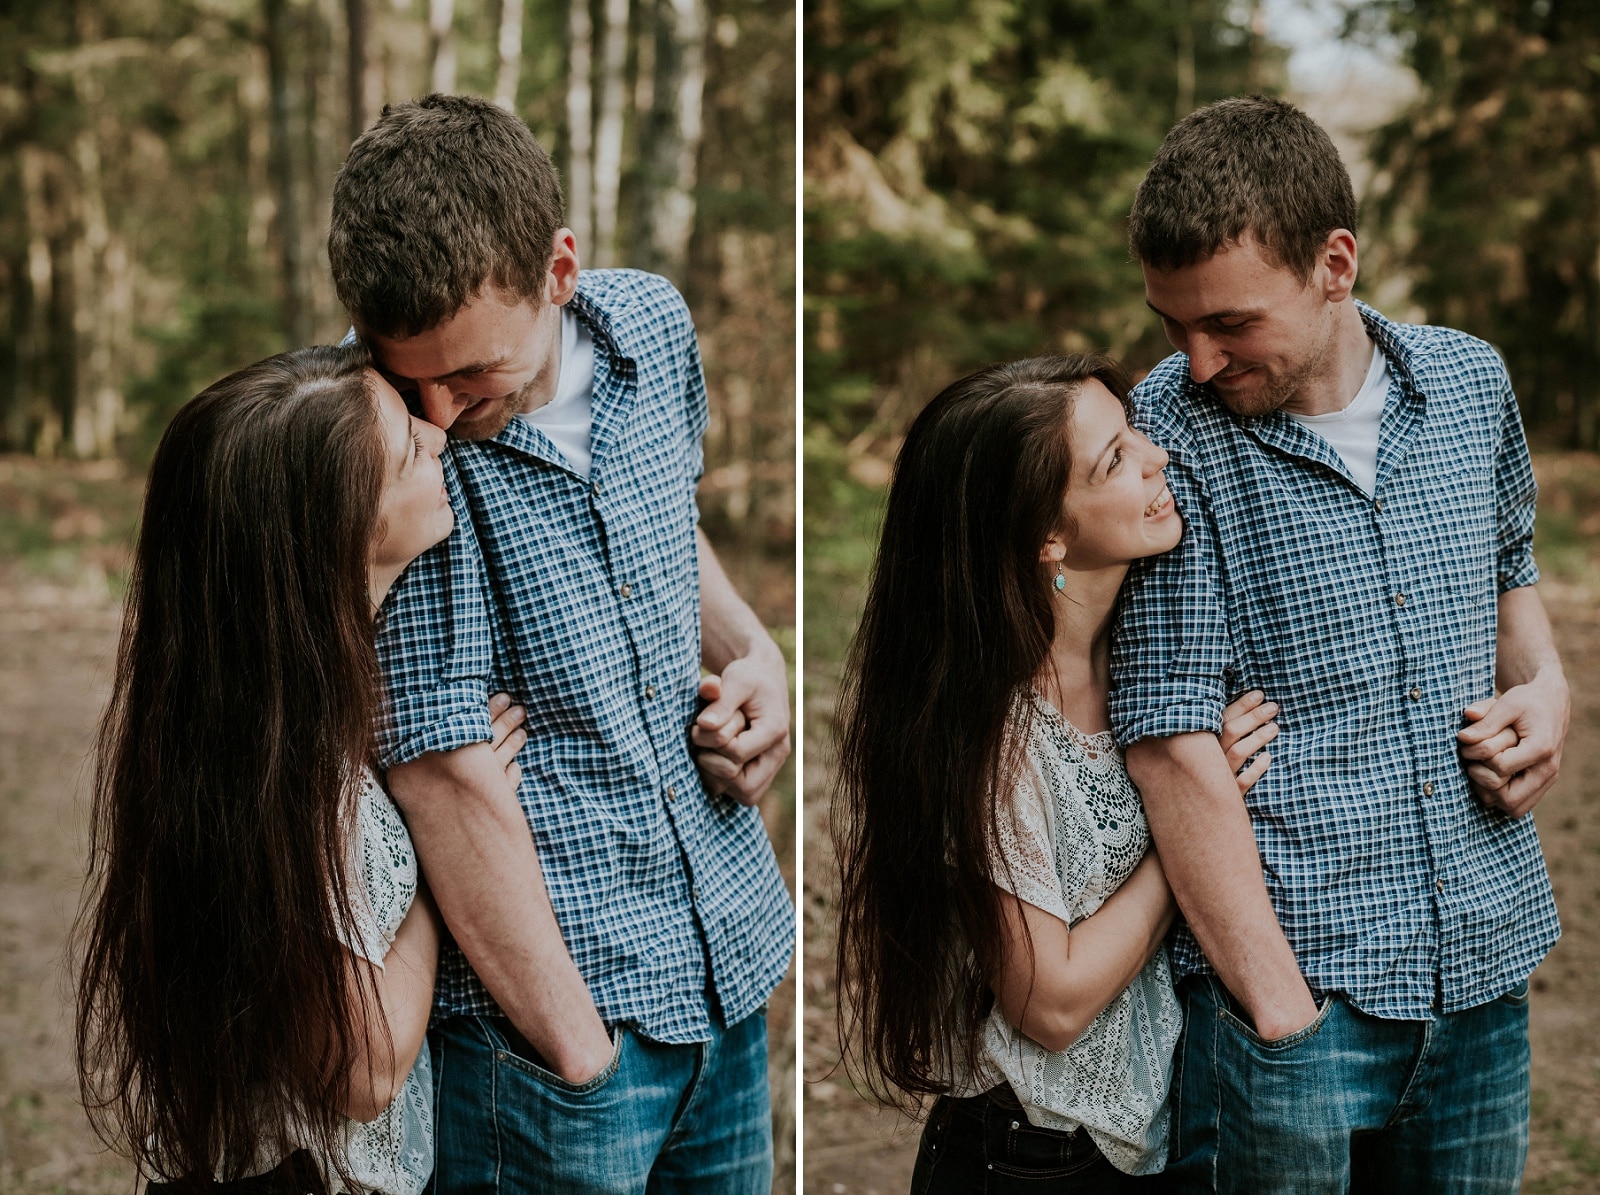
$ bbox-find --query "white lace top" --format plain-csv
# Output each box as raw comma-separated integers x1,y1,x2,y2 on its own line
318,768,435,1195
967,691,1182,1176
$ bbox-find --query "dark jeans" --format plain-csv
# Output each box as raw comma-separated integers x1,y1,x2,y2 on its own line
426,1009,771,1194
144,1151,328,1195
909,1086,1170,1194
1167,974,1531,1193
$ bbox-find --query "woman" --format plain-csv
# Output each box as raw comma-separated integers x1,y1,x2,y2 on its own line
833,354,1278,1191
75,345,527,1193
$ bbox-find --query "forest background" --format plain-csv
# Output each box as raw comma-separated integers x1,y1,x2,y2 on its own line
0,0,795,1191
804,1,1600,1192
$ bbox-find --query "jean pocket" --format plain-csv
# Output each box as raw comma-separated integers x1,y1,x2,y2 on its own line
1496,978,1531,1007
487,1017,626,1095
1218,990,1336,1051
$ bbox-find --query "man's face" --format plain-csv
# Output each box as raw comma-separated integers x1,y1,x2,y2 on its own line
1142,233,1344,418
365,287,561,441
363,228,581,440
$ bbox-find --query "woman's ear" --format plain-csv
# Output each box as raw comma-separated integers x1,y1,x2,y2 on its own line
1039,535,1067,565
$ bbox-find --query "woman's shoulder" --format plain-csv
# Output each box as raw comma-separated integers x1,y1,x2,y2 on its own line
1015,690,1122,780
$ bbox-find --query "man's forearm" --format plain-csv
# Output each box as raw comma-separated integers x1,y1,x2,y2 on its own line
696,527,778,672
386,744,611,1081
1496,585,1563,690
1126,732,1317,1039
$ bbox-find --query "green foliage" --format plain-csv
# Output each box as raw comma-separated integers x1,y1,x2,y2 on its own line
1360,0,1600,448
804,0,1283,460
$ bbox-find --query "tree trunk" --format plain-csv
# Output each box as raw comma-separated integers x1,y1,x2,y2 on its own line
429,0,456,94
346,0,370,140
591,0,630,267
566,0,595,253
16,144,58,453
264,0,313,346
494,0,524,110
1175,4,1194,121
632,0,704,282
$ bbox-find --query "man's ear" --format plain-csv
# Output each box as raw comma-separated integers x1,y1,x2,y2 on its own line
548,228,580,305
1321,228,1358,304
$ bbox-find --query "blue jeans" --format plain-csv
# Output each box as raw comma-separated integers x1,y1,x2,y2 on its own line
1167,975,1530,1193
425,1009,772,1194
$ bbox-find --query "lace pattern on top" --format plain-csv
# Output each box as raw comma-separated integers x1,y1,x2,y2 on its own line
321,771,434,1195
976,692,1182,1176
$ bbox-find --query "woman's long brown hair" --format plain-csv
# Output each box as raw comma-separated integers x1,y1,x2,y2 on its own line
76,345,388,1188
832,353,1131,1109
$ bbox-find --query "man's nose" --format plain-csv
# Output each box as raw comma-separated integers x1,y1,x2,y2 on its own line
416,379,458,428
1187,334,1227,384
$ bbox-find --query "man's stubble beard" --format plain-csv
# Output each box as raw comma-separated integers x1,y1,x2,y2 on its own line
445,376,543,443
1213,314,1337,419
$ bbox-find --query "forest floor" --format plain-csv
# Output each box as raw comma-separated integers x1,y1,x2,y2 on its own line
0,454,797,1194
803,451,1600,1195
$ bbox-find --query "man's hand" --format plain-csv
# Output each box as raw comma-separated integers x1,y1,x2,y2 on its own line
693,526,791,806
1458,672,1569,818
691,643,791,806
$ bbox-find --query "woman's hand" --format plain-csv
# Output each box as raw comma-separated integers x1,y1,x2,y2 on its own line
1219,690,1278,795
488,692,528,794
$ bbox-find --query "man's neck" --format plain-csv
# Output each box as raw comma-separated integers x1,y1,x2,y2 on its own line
1282,300,1374,418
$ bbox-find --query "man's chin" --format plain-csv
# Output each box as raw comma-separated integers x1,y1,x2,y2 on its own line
1212,377,1287,418
447,396,519,442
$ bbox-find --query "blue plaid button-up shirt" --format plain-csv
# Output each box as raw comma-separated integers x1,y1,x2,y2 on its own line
374,269,794,1043
1109,302,1559,1019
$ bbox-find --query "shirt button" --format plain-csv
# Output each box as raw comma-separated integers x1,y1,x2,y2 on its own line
645,684,656,700
666,785,676,802
1436,878,1445,892
1423,782,1435,796
1011,1120,1020,1130
1394,593,1407,607
1374,497,1385,512
1409,686,1422,701
619,583,633,598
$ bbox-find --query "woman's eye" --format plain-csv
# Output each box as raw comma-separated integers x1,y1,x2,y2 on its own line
1108,448,1123,473
411,432,424,461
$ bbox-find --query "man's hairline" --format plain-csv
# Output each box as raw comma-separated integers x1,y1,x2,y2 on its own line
349,279,555,351
1133,225,1356,288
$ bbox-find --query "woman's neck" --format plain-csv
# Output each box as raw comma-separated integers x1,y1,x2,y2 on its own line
1036,562,1128,731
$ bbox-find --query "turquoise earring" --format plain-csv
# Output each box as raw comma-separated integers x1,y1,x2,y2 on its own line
1053,562,1066,592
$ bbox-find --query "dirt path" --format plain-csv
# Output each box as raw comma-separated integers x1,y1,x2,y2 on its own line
803,583,1600,1195
0,569,127,1193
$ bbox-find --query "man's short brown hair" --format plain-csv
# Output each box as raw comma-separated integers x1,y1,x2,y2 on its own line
329,94,565,339
1128,95,1356,279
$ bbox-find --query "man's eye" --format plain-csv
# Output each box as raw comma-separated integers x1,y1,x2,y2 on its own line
1109,448,1123,472
412,432,423,460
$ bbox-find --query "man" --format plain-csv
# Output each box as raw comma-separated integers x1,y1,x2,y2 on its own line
1109,96,1568,1192
327,95,794,1193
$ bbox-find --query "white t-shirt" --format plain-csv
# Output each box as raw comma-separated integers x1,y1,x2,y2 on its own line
1285,338,1390,496
518,306,595,478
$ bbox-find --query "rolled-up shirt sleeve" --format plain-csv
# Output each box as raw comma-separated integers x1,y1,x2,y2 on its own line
1492,362,1540,594
375,453,495,768
1109,456,1234,749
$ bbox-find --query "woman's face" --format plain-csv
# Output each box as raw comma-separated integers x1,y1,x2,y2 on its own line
369,370,453,578
1056,377,1182,570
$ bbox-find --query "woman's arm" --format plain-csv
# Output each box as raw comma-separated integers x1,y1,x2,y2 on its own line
343,883,441,1123
990,851,1175,1053
990,691,1279,1052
